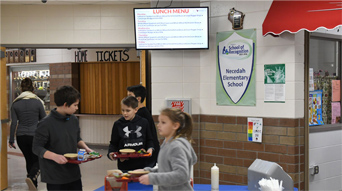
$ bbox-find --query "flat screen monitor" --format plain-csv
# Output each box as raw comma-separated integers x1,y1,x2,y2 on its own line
134,7,209,50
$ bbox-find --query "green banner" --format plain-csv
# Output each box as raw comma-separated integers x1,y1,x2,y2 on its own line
216,29,256,106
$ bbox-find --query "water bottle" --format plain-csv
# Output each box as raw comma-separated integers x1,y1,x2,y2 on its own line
211,163,219,191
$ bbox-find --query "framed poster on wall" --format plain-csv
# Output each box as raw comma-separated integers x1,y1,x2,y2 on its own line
309,90,324,126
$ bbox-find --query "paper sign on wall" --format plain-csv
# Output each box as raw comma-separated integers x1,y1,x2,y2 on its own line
309,90,324,126
309,68,314,91
264,64,285,103
166,98,192,115
332,80,340,102
331,102,341,124
247,118,263,143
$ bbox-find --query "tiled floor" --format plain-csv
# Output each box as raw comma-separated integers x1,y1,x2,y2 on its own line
6,144,115,191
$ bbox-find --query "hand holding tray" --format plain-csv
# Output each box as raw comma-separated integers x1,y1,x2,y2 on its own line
112,152,151,159
67,155,102,164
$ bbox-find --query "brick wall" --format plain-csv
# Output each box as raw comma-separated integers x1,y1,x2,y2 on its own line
153,115,305,190
49,62,79,109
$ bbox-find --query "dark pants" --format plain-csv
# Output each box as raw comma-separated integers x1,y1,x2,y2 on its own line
47,179,83,191
16,135,39,178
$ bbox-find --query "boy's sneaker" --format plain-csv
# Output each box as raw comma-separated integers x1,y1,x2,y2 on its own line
25,177,37,191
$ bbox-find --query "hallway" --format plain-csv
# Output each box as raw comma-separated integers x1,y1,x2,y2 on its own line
6,145,114,191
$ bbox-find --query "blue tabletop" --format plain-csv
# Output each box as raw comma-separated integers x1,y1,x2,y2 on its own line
95,182,298,191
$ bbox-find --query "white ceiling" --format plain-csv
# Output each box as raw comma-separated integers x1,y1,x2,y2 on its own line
0,0,151,5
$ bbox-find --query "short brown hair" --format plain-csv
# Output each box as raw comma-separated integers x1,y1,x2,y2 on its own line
21,78,34,92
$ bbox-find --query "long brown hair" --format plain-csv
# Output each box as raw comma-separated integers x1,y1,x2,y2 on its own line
21,78,34,92
160,108,193,143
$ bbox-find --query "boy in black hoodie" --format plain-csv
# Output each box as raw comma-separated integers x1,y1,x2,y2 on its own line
127,85,160,167
107,96,154,172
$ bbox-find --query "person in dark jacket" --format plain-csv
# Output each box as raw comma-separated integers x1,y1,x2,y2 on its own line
32,86,93,191
8,78,46,191
108,96,154,172
127,85,160,167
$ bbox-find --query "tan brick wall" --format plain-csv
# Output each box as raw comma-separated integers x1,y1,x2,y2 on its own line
49,63,79,109
154,114,305,190
198,115,305,190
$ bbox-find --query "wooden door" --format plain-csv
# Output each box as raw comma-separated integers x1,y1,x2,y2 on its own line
80,61,140,114
0,46,8,190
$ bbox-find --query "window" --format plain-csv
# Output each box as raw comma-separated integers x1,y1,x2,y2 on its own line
309,37,341,126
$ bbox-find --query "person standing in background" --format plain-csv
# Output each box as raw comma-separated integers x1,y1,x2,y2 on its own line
9,78,46,191
127,85,160,167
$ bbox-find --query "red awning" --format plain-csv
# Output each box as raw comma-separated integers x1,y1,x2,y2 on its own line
263,0,342,36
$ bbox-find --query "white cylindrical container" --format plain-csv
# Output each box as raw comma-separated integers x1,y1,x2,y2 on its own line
211,163,219,191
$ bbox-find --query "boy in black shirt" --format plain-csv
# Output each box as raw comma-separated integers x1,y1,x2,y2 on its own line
33,86,93,191
127,85,160,167
108,96,154,171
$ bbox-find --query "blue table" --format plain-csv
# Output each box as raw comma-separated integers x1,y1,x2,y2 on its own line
95,182,298,191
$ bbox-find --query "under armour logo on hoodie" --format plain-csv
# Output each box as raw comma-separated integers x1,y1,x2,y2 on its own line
123,126,142,138
123,126,131,138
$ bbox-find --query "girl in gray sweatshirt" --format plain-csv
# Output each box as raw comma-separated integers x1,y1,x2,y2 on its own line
139,108,197,191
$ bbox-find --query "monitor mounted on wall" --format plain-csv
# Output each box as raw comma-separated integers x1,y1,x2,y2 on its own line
134,7,209,50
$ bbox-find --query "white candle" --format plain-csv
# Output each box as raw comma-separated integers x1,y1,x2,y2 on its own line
211,163,219,191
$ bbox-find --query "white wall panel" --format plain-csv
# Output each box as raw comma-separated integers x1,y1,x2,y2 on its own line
210,16,232,33
100,30,130,44
46,5,74,17
101,17,128,30
101,5,129,17
46,17,74,30
1,5,19,16
152,83,183,99
74,5,101,17
309,176,342,191
74,17,101,30
309,130,342,190
183,83,200,99
1,30,20,44
152,67,183,83
79,115,120,145
184,67,200,83
183,51,201,67
257,45,297,64
19,17,46,30
200,66,211,83
151,50,184,67
17,5,47,17
210,1,237,17
1,17,19,30
151,98,166,115
310,131,342,148
73,30,101,43
19,29,46,43
200,83,211,99
1,4,149,45
46,30,74,44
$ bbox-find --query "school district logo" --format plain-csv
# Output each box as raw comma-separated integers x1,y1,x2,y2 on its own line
218,32,254,104
123,126,142,138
